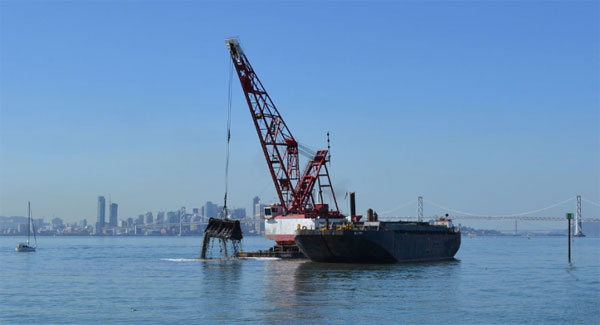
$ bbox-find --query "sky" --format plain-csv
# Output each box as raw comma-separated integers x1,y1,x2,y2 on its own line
1,1,598,230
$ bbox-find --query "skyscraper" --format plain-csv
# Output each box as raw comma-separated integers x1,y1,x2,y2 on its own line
253,196,265,235
156,211,165,224
97,196,106,233
252,196,260,216
253,196,261,218
204,201,218,219
254,202,265,235
109,203,118,227
167,211,178,223
145,211,153,225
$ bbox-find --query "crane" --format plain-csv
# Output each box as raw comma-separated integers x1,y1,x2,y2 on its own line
225,38,344,247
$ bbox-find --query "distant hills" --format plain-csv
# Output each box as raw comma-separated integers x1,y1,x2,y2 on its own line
581,222,600,237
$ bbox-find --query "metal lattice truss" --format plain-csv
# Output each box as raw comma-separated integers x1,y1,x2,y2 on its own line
226,38,340,215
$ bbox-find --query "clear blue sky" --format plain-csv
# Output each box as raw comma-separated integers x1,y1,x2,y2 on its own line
1,1,598,230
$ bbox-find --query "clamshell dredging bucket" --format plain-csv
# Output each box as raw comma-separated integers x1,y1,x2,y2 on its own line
204,218,243,240
200,218,243,258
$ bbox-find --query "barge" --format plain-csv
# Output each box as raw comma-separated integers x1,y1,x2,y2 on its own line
295,219,461,264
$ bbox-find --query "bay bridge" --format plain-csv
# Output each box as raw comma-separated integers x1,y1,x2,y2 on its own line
380,195,600,235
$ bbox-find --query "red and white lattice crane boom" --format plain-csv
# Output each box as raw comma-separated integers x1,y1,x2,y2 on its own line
226,38,343,245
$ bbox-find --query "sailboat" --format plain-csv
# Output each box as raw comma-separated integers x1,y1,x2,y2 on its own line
15,202,37,252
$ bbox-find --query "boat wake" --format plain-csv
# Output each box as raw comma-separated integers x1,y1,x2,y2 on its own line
161,256,279,262
161,258,200,262
161,257,246,262
238,257,280,260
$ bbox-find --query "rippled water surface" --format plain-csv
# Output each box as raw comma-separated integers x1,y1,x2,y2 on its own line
1,236,598,324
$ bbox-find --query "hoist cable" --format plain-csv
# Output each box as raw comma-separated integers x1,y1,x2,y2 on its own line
223,60,233,216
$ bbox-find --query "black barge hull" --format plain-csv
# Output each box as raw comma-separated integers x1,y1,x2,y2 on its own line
236,244,306,259
295,224,461,264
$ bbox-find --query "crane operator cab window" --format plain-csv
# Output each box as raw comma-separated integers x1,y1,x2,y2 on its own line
265,205,283,219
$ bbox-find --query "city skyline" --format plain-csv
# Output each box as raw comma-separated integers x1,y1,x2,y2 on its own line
1,193,598,233
1,194,264,223
2,192,596,237
0,193,269,237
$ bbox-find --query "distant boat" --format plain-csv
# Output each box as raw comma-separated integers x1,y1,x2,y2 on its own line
15,202,37,252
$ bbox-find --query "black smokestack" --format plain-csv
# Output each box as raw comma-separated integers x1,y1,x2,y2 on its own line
350,192,356,218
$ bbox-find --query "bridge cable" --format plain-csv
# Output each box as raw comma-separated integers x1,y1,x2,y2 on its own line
582,197,600,208
379,199,417,215
423,197,575,218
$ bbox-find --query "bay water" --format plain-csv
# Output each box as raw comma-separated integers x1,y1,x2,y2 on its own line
1,236,598,324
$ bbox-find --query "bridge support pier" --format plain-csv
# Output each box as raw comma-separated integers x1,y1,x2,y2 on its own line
574,195,585,237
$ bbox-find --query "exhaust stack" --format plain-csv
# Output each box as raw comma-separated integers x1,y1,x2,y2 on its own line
350,192,356,218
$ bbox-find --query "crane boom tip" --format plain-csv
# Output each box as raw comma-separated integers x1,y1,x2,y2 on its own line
225,37,243,58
